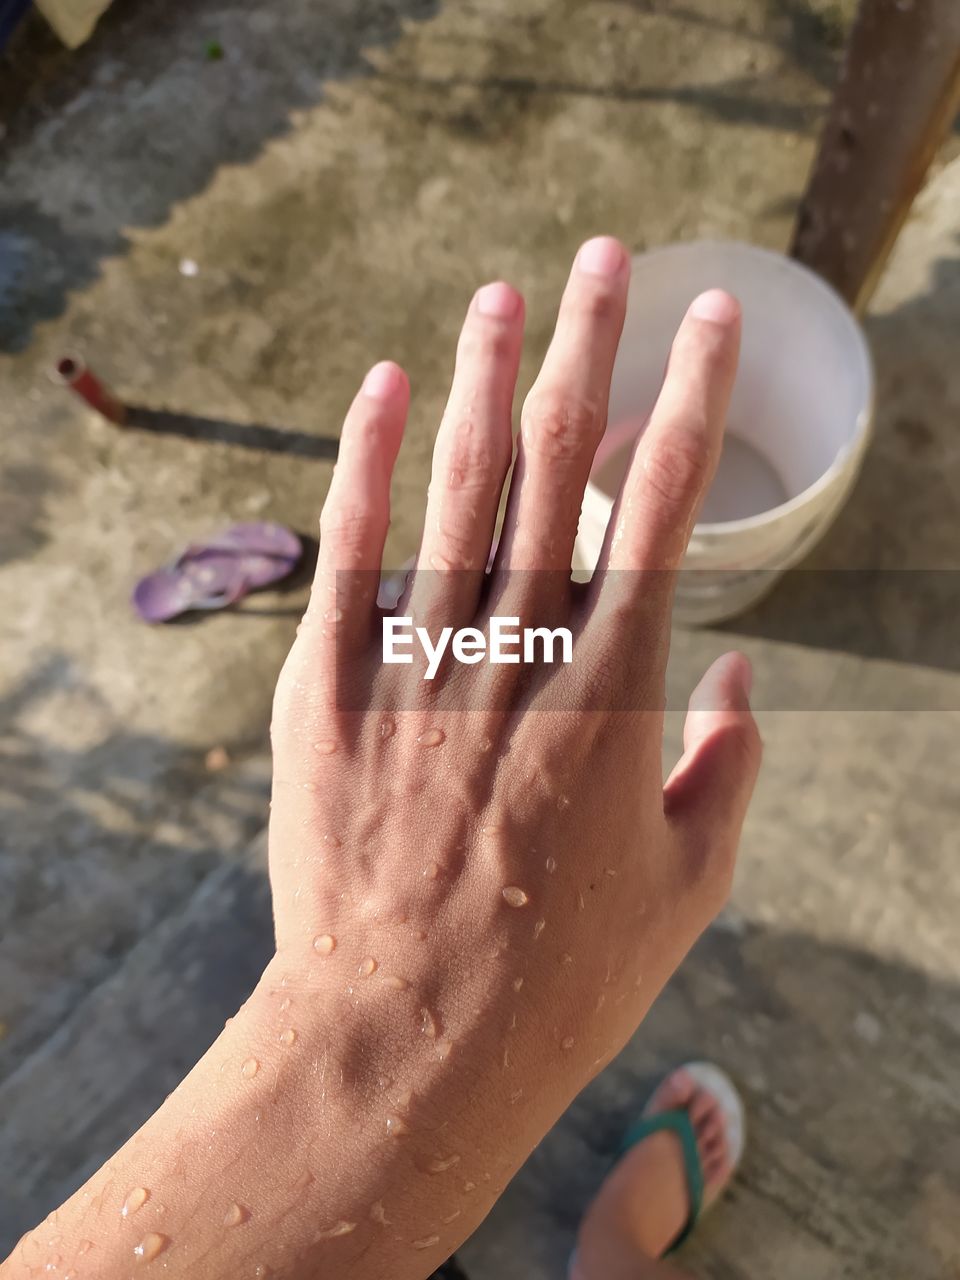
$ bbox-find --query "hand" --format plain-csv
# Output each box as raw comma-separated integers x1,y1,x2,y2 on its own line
4,237,760,1280
265,236,761,1270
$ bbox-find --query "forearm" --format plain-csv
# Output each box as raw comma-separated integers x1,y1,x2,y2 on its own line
3,945,532,1280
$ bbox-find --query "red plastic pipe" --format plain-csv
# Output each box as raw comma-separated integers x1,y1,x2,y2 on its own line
53,354,127,425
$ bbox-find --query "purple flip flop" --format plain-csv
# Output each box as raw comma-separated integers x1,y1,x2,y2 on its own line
133,522,303,623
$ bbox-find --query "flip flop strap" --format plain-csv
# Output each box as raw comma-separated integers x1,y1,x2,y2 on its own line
619,1109,705,1253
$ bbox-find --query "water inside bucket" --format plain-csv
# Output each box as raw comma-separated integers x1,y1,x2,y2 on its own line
592,430,788,524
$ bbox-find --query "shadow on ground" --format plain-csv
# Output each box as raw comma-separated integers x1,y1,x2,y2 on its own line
0,654,273,1085
461,917,960,1279
2,843,957,1277
0,0,441,352
0,0,856,354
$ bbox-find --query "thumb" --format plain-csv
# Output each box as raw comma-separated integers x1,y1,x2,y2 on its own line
663,651,762,892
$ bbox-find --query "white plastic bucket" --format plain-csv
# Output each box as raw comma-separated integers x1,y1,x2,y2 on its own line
574,241,875,624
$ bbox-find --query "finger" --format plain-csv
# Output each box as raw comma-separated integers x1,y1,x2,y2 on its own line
307,360,409,651
407,282,523,625
664,651,762,899
599,289,741,577
494,237,629,584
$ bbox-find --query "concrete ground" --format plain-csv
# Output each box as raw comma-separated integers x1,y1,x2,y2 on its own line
1,0,959,1274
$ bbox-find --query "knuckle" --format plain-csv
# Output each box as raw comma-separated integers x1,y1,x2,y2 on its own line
458,322,516,367
445,425,511,491
319,502,372,553
576,283,620,322
521,390,602,461
642,432,709,510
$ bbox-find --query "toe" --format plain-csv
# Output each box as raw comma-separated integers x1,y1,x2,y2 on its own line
696,1111,727,1152
646,1067,696,1116
688,1087,717,1128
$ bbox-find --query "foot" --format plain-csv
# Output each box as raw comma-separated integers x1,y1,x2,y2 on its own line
572,1068,736,1278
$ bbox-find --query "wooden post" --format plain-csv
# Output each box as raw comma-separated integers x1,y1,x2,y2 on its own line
790,0,960,313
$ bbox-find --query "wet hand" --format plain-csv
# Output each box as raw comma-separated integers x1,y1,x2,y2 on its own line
264,236,761,1274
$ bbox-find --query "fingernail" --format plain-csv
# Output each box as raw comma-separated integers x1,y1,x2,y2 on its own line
577,236,626,277
689,289,741,325
363,361,403,400
476,281,521,319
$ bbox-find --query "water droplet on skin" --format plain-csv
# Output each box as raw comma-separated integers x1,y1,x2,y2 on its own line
386,1114,409,1137
635,973,644,988
279,1028,297,1047
413,1235,440,1250
436,1039,453,1061
533,919,546,939
133,1233,168,1263
501,886,529,908
393,1087,414,1110
463,1181,476,1193
417,727,445,747
545,856,557,873
280,996,292,1012
382,974,410,991
254,1266,273,1278
510,1089,523,1104
224,1202,249,1227
301,781,318,792
313,934,336,956
481,823,504,836
427,1154,461,1173
424,863,441,880
561,1036,575,1051
512,977,523,992
323,607,343,623
561,953,572,965
241,1058,260,1079
358,957,378,977
442,1209,462,1224
316,1221,357,1241
313,740,337,755
577,891,585,911
78,1242,93,1256
502,1048,511,1069
604,867,617,878
557,794,571,810
478,736,493,752
380,716,396,740
369,1201,389,1226
596,994,606,1011
121,1187,149,1217
509,1013,518,1030
323,833,342,850
421,1008,437,1038
412,927,427,941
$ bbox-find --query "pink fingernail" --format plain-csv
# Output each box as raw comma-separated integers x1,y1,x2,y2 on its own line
363,361,403,400
577,236,626,277
689,289,741,325
476,281,521,319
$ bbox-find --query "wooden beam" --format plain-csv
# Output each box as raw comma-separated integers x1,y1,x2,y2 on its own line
790,0,960,312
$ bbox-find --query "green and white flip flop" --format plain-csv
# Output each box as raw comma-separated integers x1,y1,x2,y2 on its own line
569,1061,746,1277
